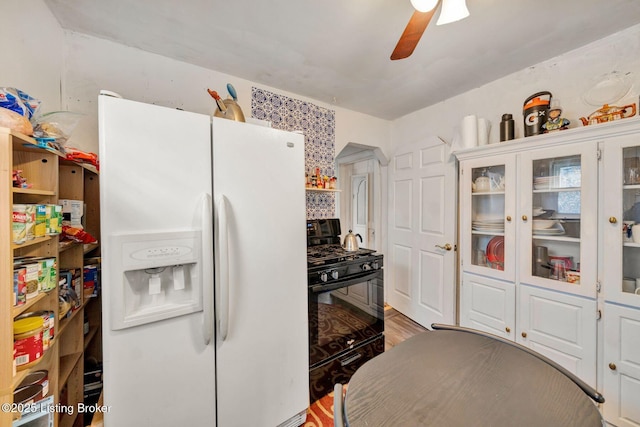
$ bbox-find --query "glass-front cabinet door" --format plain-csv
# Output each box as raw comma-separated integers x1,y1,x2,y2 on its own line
461,154,516,281
519,142,598,298
603,135,640,305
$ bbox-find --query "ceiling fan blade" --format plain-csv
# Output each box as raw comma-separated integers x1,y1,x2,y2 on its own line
390,8,437,60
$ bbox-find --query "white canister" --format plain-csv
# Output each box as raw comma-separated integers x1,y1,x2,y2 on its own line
461,115,478,149
477,118,491,146
623,278,636,293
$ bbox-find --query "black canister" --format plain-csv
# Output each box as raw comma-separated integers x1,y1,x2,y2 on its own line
500,114,515,141
523,91,552,137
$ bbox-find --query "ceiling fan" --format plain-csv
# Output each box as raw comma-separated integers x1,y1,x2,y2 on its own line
391,0,470,60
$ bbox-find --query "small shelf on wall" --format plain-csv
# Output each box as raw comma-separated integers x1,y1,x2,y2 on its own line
306,188,341,192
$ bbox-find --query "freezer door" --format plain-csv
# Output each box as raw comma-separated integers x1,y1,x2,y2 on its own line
212,118,309,426
99,95,216,426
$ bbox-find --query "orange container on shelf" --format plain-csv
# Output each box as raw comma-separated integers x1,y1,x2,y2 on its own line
14,316,44,370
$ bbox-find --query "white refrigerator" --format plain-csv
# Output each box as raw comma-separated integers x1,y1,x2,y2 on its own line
98,94,309,426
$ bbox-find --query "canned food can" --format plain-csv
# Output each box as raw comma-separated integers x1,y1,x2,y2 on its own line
14,317,44,369
12,204,28,244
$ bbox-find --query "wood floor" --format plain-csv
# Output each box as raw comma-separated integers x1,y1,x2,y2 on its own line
384,305,428,351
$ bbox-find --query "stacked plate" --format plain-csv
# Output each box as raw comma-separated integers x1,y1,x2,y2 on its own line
533,220,565,235
533,176,559,190
472,218,504,233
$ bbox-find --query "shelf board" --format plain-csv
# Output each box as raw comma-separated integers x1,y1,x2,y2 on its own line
623,242,640,248
12,291,51,318
532,235,580,243
84,242,99,254
472,191,505,196
533,187,581,193
58,303,85,337
84,325,100,350
12,235,55,250
471,231,505,236
306,188,341,192
59,352,82,389
12,187,56,196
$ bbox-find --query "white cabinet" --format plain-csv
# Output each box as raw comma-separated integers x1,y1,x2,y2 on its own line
460,273,515,339
601,132,640,425
602,303,640,427
517,284,597,386
457,117,640,424
457,133,599,385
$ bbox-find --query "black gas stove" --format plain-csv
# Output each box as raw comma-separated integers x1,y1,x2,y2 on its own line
306,218,385,401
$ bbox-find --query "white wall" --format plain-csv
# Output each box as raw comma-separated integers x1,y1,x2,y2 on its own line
1,1,390,157
392,24,640,150
0,1,64,113
61,31,392,156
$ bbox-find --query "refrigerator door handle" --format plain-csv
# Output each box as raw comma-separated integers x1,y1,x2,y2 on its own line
217,194,230,341
202,193,214,345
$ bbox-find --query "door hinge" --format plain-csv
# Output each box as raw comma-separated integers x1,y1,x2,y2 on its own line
596,280,602,293
597,148,602,160
596,309,602,320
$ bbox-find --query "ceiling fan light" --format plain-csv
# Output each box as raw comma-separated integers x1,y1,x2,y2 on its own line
436,0,469,25
410,0,438,13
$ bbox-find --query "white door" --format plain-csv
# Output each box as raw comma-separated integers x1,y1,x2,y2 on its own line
602,303,640,427
517,284,597,387
352,174,368,248
387,137,457,328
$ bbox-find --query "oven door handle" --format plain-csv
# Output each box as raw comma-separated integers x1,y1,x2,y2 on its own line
310,270,381,294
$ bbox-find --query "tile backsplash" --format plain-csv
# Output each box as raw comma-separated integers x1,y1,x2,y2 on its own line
251,87,335,219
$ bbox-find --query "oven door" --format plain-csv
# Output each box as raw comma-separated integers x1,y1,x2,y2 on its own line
308,270,384,368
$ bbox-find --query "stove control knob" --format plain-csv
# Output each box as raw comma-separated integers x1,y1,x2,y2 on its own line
331,270,339,280
362,263,372,271
320,272,328,282
371,261,380,270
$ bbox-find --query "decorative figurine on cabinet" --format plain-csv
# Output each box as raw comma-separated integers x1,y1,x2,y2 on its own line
542,107,570,132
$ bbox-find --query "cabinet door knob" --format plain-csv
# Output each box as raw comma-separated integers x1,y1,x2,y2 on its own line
609,362,617,371
522,215,528,221
506,216,512,222
505,327,511,333
609,217,618,224
521,332,527,338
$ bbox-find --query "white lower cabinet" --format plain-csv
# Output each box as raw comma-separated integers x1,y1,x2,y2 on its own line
460,277,597,385
517,284,597,386
460,273,515,340
602,303,640,427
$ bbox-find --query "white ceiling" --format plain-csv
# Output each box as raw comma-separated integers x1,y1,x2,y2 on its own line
44,0,640,120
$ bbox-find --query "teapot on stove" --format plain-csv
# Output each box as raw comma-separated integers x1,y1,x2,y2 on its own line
343,230,363,252
579,103,636,126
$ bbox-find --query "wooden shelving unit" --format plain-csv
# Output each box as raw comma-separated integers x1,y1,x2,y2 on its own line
1,127,101,427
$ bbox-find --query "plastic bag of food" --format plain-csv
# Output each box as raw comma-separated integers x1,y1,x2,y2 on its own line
33,111,84,145
0,106,33,135
0,87,41,119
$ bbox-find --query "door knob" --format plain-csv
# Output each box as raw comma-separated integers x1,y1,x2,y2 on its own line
609,362,617,371
506,216,512,222
609,217,618,224
522,215,528,221
505,327,511,333
521,332,527,338
435,243,453,251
